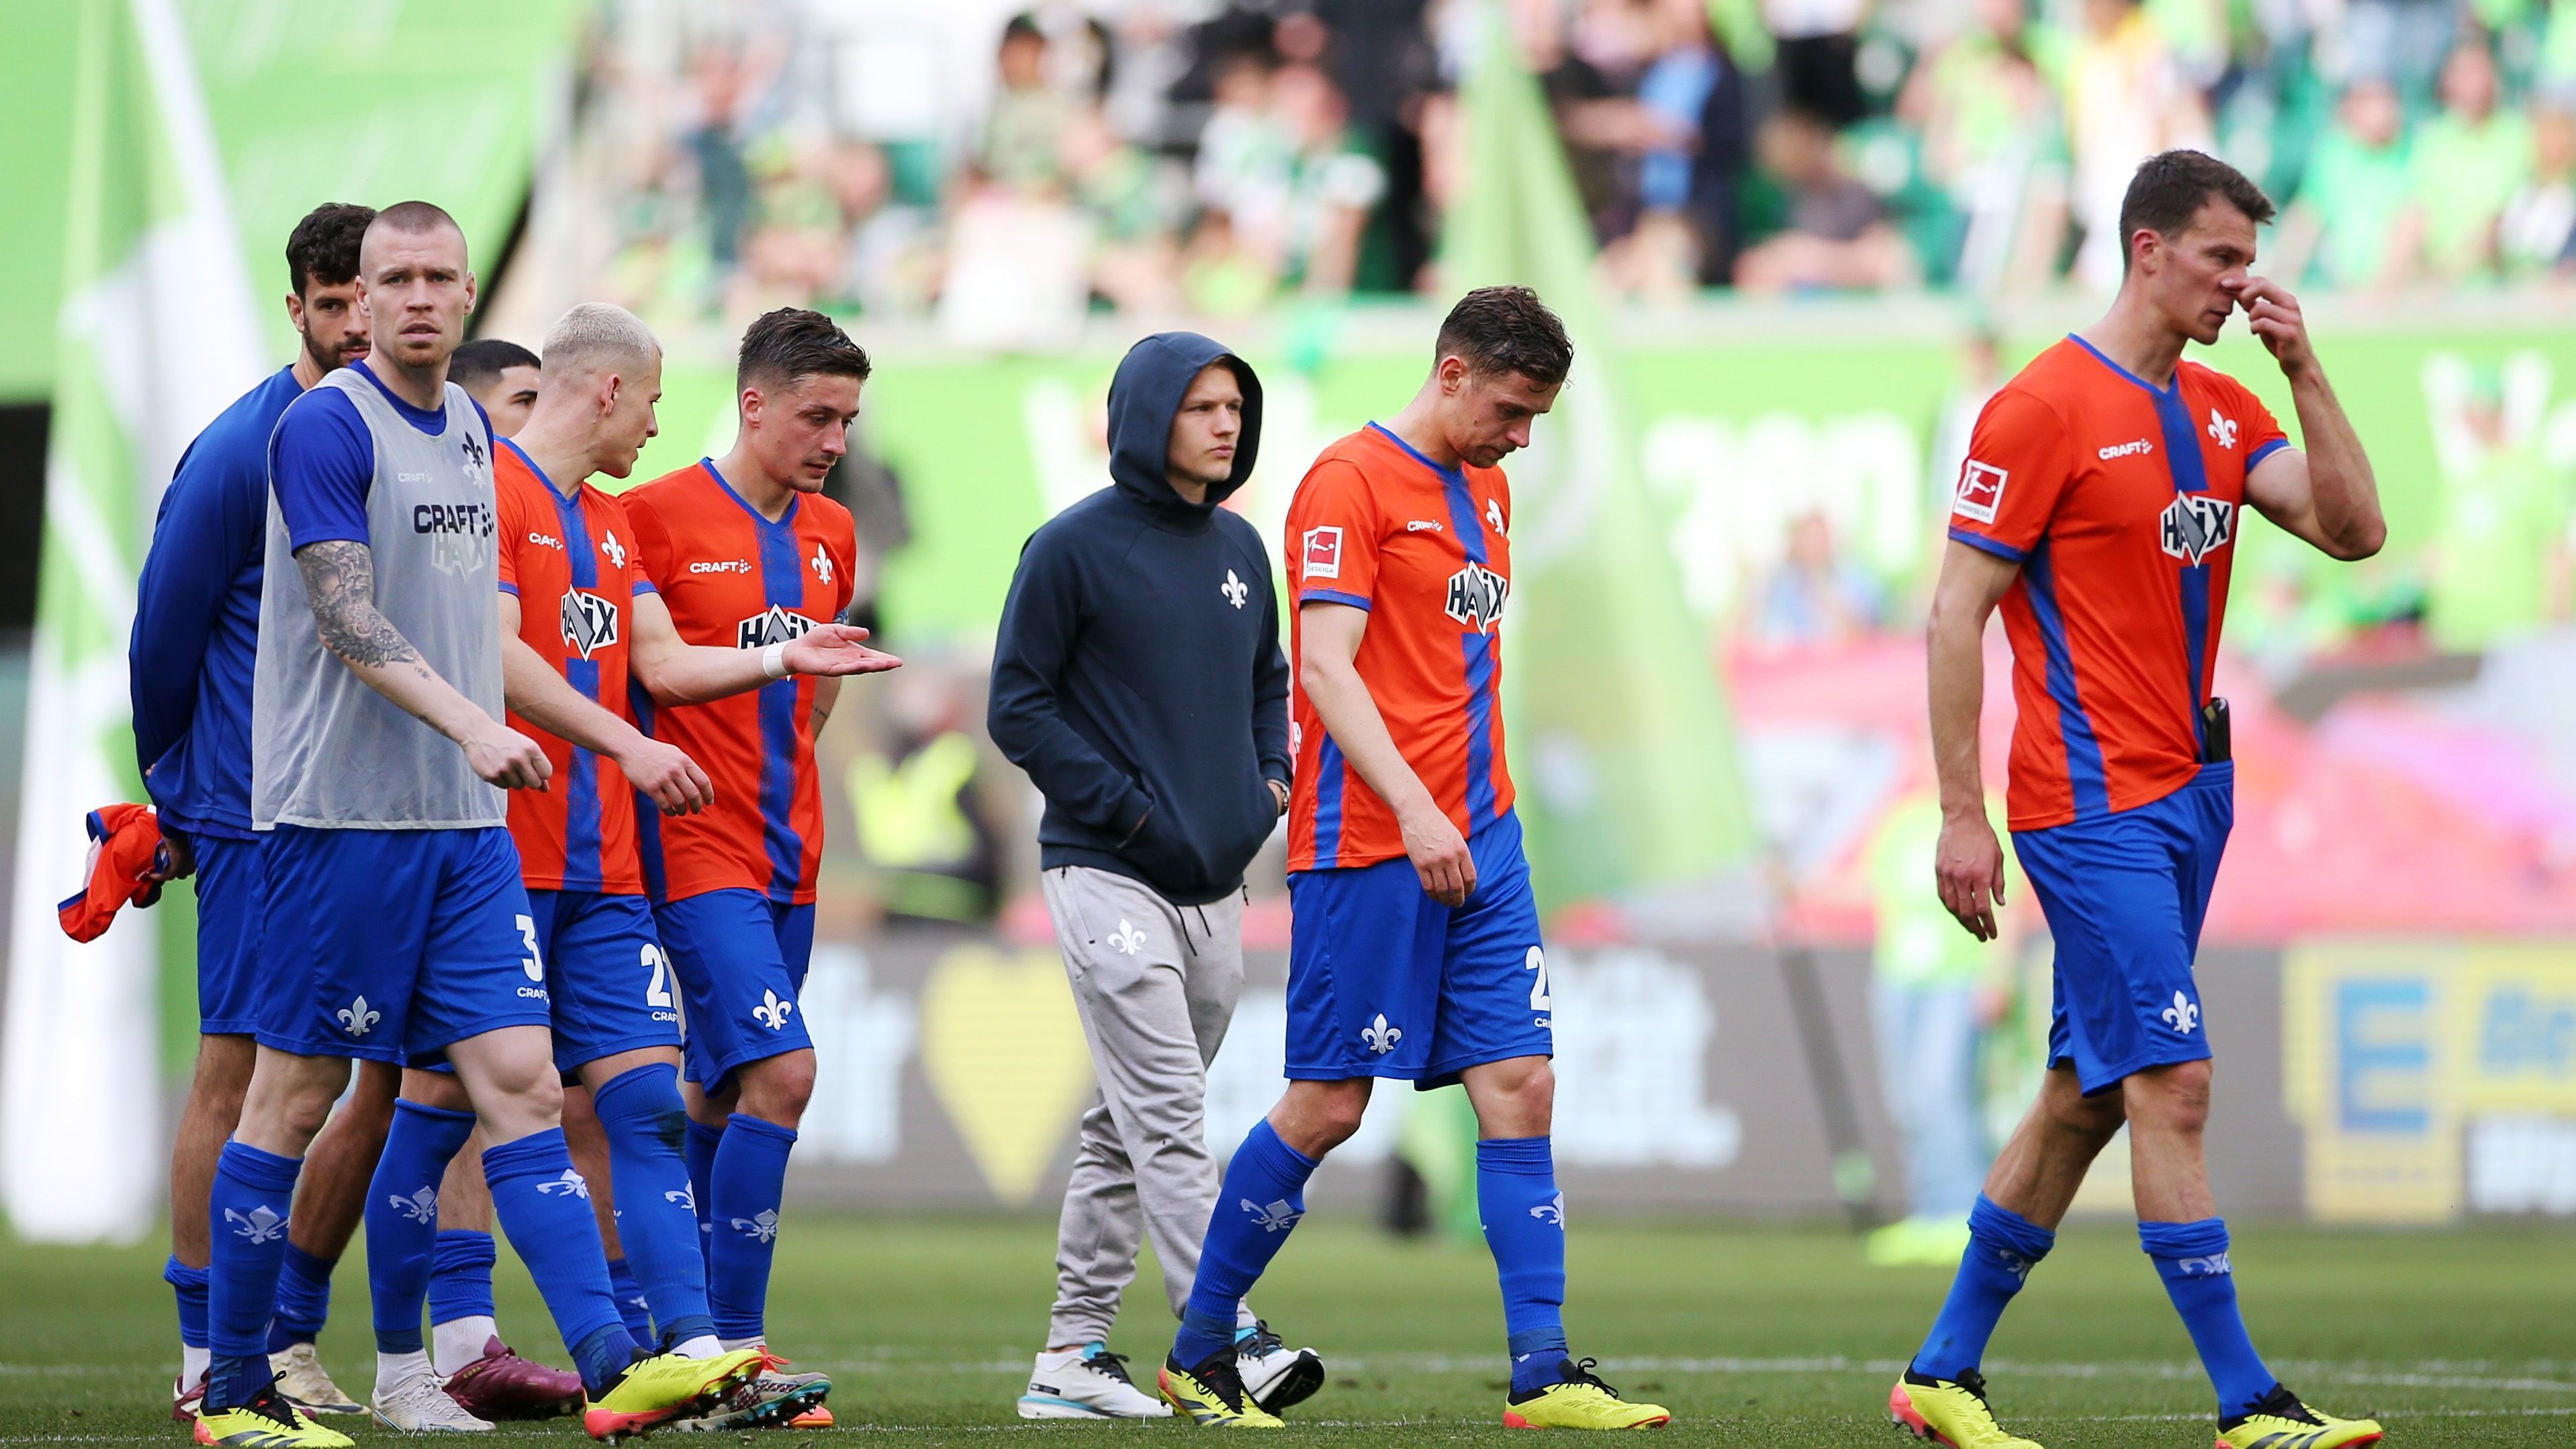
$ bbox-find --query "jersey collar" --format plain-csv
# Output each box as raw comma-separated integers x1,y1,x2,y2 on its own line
699,456,801,532
2067,333,2180,398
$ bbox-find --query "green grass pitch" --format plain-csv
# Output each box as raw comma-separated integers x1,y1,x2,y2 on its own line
3,1218,2571,1445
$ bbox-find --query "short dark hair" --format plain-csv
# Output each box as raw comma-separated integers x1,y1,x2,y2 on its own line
2117,150,2275,271
371,198,463,238
737,308,873,393
1434,285,1573,387
450,338,541,391
286,203,375,297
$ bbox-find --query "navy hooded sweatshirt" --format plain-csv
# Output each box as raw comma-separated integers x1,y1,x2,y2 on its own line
988,332,1291,906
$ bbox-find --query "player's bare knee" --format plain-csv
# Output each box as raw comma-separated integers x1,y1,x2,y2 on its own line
738,1051,817,1126
1275,1080,1370,1153
2126,1060,2212,1135
194,1033,258,1101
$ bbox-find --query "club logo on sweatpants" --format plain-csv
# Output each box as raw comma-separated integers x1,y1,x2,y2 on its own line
388,1186,439,1224
731,1208,780,1243
2162,990,2201,1035
753,989,796,1031
1361,1013,1402,1054
336,996,381,1037
1108,920,1148,955
226,1205,287,1243
1242,1198,1302,1233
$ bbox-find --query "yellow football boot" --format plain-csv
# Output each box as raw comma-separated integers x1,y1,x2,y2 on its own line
1158,1350,1285,1428
1503,1357,1671,1430
193,1388,357,1449
2215,1385,2383,1449
1890,1368,2043,1449
581,1346,769,1441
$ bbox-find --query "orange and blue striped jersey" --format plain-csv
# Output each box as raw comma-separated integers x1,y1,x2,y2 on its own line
1947,336,2289,831
1284,424,1516,873
620,459,856,904
494,439,651,894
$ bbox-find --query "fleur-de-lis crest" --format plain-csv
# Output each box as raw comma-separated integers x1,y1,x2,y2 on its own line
663,1183,696,1212
1222,569,1248,608
389,1186,439,1224
536,1169,591,1200
601,530,627,568
1487,498,1506,535
1242,1197,1301,1233
1361,1013,1402,1054
1529,1193,1566,1227
2207,409,2238,449
731,1209,781,1242
337,996,381,1036
225,1205,287,1244
811,543,833,583
753,989,795,1031
2162,990,2200,1035
1108,920,1148,956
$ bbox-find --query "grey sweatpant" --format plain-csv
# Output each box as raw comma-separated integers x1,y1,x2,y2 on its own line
1040,864,1252,1346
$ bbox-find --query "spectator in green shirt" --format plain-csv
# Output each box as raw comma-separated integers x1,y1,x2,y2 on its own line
2276,79,2416,291
2428,368,2571,649
2404,39,2536,280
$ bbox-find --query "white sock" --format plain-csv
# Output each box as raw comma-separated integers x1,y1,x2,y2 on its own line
430,1316,498,1378
376,1349,434,1395
719,1336,764,1354
181,1344,212,1389
673,1334,722,1360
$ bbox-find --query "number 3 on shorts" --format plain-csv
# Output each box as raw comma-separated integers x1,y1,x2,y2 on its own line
516,914,543,982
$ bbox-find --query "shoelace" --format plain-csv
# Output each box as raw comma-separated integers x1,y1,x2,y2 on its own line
236,1387,304,1430
1239,1319,1287,1358
1562,1356,1622,1398
1945,1370,2013,1435
1082,1348,1138,1387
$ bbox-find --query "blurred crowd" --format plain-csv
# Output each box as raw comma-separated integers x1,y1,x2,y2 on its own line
570,0,2576,330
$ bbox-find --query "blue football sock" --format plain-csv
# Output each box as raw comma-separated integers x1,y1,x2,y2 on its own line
428,1229,498,1331
1174,1120,1318,1369
607,1258,654,1344
367,1100,476,1354
1477,1137,1571,1393
1913,1195,2056,1381
484,1129,636,1395
706,1113,796,1344
205,1141,302,1411
267,1242,336,1352
166,1258,211,1351
2140,1217,2275,1418
684,1117,723,1272
594,1064,714,1349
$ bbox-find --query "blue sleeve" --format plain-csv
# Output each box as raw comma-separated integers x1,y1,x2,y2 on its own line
270,387,374,549
130,432,259,777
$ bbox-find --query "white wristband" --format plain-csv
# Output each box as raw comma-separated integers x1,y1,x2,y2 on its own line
761,641,790,680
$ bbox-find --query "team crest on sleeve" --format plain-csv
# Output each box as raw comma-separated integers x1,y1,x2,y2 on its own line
1301,526,1343,579
1953,459,2007,524
560,590,620,659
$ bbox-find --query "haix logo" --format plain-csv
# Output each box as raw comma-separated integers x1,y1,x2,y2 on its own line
2099,438,2154,461
690,559,753,574
731,1209,780,1243
1530,1193,1566,1227
388,1186,439,1224
1444,561,1509,633
1361,1013,1402,1054
526,531,563,550
1108,921,1148,956
736,606,819,649
811,543,833,585
2159,496,2236,565
1222,569,1249,609
337,996,381,1036
600,530,627,569
2208,409,2238,449
2176,1252,2233,1276
560,590,620,659
753,988,795,1031
1242,1197,1302,1233
536,1170,591,1200
1486,498,1506,536
2163,990,2201,1035
663,1184,696,1212
226,1205,287,1244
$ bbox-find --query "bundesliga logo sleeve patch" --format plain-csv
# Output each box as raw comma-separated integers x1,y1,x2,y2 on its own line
1953,460,2007,524
1301,525,1344,579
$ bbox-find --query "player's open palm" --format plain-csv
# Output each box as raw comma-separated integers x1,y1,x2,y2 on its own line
786,622,904,677
466,725,553,792
1401,804,1476,907
2238,278,2313,375
619,737,715,816
1934,808,2007,942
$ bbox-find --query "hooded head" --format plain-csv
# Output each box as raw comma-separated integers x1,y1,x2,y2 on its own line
1106,331,1263,518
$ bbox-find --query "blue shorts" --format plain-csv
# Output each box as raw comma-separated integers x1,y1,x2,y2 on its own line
181,831,264,1037
529,890,684,1076
2012,763,2232,1096
653,889,815,1093
1285,809,1553,1088
256,825,549,1066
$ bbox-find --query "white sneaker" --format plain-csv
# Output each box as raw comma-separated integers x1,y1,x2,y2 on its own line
270,1342,366,1415
1017,1344,1171,1419
371,1367,495,1433
1236,1321,1325,1415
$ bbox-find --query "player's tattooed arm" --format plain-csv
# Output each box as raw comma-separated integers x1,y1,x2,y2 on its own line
291,541,551,790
